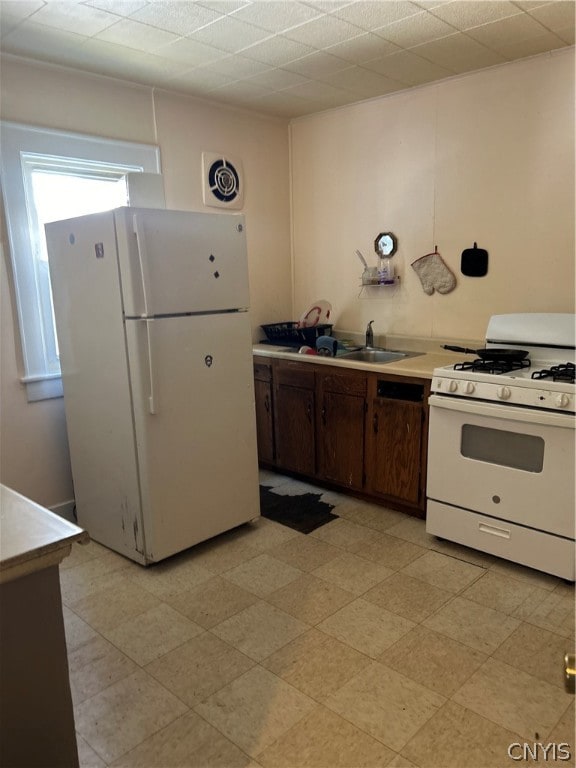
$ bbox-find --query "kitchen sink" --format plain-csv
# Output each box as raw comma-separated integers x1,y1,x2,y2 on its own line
339,348,422,363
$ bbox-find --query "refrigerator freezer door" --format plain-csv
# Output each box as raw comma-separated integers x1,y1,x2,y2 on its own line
124,310,260,562
115,207,250,317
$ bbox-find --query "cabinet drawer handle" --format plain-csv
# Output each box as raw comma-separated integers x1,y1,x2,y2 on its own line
264,394,270,413
307,403,312,422
478,523,511,539
321,404,326,426
373,413,379,434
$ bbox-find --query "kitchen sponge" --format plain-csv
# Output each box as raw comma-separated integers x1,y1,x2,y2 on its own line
411,250,456,295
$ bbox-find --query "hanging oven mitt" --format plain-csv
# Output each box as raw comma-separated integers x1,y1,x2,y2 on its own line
411,249,456,295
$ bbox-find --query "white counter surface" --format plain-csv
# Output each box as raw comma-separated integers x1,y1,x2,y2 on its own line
0,484,88,583
253,343,470,379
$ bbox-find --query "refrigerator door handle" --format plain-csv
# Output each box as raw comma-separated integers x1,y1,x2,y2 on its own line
133,213,152,317
143,318,157,415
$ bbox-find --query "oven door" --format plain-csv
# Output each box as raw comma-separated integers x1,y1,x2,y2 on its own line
427,395,575,538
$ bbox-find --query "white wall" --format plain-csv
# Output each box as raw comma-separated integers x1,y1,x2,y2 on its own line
0,56,291,507
290,49,575,341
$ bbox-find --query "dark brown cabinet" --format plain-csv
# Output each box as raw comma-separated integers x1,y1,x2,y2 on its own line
253,356,429,516
253,360,275,464
317,369,366,490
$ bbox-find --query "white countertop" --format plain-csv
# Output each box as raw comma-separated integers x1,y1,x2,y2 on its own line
253,343,469,379
0,485,89,584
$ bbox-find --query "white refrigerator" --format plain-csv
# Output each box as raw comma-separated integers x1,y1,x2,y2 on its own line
45,207,260,565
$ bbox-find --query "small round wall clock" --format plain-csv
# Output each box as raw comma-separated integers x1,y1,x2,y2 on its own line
375,232,398,257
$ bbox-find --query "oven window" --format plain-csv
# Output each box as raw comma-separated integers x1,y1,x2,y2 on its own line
461,425,544,472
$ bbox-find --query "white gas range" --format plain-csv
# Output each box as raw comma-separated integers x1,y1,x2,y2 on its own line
426,313,575,581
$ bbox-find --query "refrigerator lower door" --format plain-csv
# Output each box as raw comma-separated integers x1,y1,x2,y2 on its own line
125,311,260,562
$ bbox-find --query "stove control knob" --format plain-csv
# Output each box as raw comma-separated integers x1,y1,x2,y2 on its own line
463,382,475,394
497,386,511,400
556,393,570,409
448,380,458,393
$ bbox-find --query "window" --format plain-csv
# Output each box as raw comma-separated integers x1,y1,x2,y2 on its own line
1,122,160,400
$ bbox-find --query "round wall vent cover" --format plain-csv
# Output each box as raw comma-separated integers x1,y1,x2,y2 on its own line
202,152,244,209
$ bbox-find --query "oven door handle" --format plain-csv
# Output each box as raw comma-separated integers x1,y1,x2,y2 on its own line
428,394,575,429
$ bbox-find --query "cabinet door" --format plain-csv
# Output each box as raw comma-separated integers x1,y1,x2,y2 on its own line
317,369,366,490
368,398,423,505
274,384,315,475
254,378,275,464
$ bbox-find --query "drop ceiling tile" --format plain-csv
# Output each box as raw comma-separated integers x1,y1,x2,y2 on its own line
484,29,569,58
280,78,355,103
375,10,458,47
164,66,235,92
241,35,315,66
412,32,506,72
208,79,273,100
254,94,315,118
154,36,228,66
365,48,454,85
305,1,354,10
556,24,575,44
202,54,273,79
527,1,576,32
466,12,555,52
129,2,223,36
188,16,272,52
231,2,324,33
197,1,251,12
96,18,180,53
78,38,191,79
324,32,401,63
282,50,352,78
85,0,148,16
513,1,557,9
244,67,310,90
0,1,44,23
25,1,120,36
321,64,402,96
429,1,524,30
1,20,87,60
332,1,424,29
285,14,369,48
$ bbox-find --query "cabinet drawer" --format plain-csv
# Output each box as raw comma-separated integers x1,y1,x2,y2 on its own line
321,370,367,396
254,362,272,382
276,361,315,389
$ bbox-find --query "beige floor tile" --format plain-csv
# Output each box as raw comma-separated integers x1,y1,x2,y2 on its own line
269,479,325,496
267,536,341,573
76,734,107,768
312,552,393,595
102,602,203,666
224,554,303,597
388,756,418,768
233,517,301,550
145,632,254,707
74,669,187,764
126,556,213,601
63,606,98,651
318,598,415,658
61,542,100,570
524,584,576,639
259,469,290,488
402,700,522,768
211,600,309,661
452,658,573,740
488,559,560,590
309,517,381,550
427,538,497,568
60,558,132,605
195,666,317,758
165,575,258,629
363,572,452,622
68,635,139,706
380,625,487,697
324,661,445,752
69,577,161,633
262,628,371,701
548,701,575,746
187,534,261,574
423,596,520,654
461,570,551,616
383,517,436,548
401,551,485,593
493,622,573,689
352,534,427,571
266,573,355,625
110,710,252,767
256,704,395,767
335,500,405,532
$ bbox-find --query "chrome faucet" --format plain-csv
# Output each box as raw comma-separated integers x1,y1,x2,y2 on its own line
366,320,374,348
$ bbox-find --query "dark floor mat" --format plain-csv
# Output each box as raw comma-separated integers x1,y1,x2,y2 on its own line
259,485,338,534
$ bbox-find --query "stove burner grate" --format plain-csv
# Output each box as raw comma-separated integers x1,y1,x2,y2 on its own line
531,362,575,383
454,358,531,375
